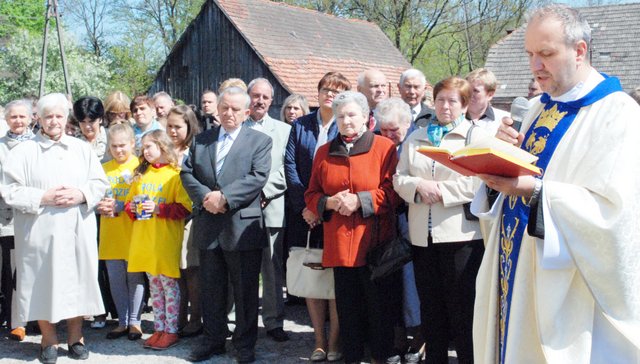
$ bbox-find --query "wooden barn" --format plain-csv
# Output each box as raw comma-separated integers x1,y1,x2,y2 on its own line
148,0,413,118
485,3,640,110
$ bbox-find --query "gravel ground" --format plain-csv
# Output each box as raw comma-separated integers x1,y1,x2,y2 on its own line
0,302,319,364
0,302,458,363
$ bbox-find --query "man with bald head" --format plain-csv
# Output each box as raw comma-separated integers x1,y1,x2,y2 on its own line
357,69,389,130
473,4,640,363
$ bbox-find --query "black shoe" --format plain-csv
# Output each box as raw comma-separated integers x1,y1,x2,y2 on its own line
39,345,58,364
188,342,226,362
127,325,143,341
236,348,255,363
127,332,143,341
67,342,89,360
266,327,289,342
106,327,128,340
178,324,203,338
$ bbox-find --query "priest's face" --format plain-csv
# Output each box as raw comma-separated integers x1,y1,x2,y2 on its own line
525,17,588,97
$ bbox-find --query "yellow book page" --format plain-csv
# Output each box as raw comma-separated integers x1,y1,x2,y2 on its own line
416,146,453,155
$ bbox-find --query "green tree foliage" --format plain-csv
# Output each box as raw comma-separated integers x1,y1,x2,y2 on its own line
0,0,46,38
107,33,164,97
0,30,112,104
116,0,206,56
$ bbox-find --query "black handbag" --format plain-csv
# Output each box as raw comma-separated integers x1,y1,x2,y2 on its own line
366,217,412,281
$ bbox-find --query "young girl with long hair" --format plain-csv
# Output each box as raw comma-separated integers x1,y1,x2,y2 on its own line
125,130,192,350
166,105,203,337
97,124,145,341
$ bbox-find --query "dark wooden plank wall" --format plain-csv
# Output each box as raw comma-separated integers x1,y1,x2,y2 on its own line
149,1,288,119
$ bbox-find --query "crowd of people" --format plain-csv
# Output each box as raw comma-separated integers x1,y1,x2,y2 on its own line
0,4,639,364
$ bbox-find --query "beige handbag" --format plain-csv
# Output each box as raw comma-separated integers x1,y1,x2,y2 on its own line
286,231,335,299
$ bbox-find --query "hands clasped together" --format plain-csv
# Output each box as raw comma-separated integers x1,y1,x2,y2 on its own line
203,191,227,214
41,186,86,207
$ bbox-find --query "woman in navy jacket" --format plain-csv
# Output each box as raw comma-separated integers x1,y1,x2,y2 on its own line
284,72,350,362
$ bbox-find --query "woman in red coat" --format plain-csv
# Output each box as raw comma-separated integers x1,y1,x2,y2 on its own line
305,91,400,364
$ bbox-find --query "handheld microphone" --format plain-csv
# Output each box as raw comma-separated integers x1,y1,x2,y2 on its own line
510,96,530,132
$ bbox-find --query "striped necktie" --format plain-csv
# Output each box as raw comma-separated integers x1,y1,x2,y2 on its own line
215,133,231,177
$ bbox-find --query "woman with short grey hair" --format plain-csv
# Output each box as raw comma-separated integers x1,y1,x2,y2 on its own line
305,90,401,364
2,93,109,363
375,97,423,362
0,99,34,342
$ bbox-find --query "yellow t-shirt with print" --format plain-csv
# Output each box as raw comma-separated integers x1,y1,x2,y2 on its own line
99,157,139,260
126,164,192,278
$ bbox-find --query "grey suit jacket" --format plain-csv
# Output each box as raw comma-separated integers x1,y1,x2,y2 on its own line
245,115,291,228
180,124,272,251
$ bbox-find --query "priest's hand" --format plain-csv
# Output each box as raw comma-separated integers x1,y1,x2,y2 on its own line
497,116,524,147
416,179,442,205
478,174,536,198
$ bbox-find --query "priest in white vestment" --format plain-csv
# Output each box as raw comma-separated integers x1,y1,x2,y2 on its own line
472,5,640,364
1,93,109,363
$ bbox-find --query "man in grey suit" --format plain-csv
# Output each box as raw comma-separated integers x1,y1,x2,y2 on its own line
244,78,292,342
181,87,272,363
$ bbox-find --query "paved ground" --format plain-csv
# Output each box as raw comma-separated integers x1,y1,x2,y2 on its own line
0,303,458,363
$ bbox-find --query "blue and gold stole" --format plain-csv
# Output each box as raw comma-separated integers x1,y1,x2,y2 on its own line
498,75,623,363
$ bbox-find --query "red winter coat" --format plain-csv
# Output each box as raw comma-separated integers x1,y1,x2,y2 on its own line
305,132,400,267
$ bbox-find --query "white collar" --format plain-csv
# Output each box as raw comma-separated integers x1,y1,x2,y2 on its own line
551,68,604,103
220,126,242,140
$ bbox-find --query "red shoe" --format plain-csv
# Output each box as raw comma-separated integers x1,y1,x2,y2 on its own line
151,333,179,350
9,327,26,341
143,331,163,348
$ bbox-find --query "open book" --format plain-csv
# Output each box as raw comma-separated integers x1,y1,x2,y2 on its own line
417,136,542,177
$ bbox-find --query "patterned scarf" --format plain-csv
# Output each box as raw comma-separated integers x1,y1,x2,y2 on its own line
426,114,464,146
7,129,34,142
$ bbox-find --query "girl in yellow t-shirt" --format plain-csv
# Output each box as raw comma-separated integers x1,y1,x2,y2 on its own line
97,124,145,341
125,130,192,350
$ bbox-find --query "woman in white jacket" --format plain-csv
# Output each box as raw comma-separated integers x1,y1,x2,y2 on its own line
393,76,484,364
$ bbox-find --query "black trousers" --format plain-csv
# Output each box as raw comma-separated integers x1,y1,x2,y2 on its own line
412,240,484,364
334,266,401,362
200,247,262,351
0,236,14,327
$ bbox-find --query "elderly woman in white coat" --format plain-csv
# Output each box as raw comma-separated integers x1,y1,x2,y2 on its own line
0,99,35,340
2,93,109,364
393,77,484,364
